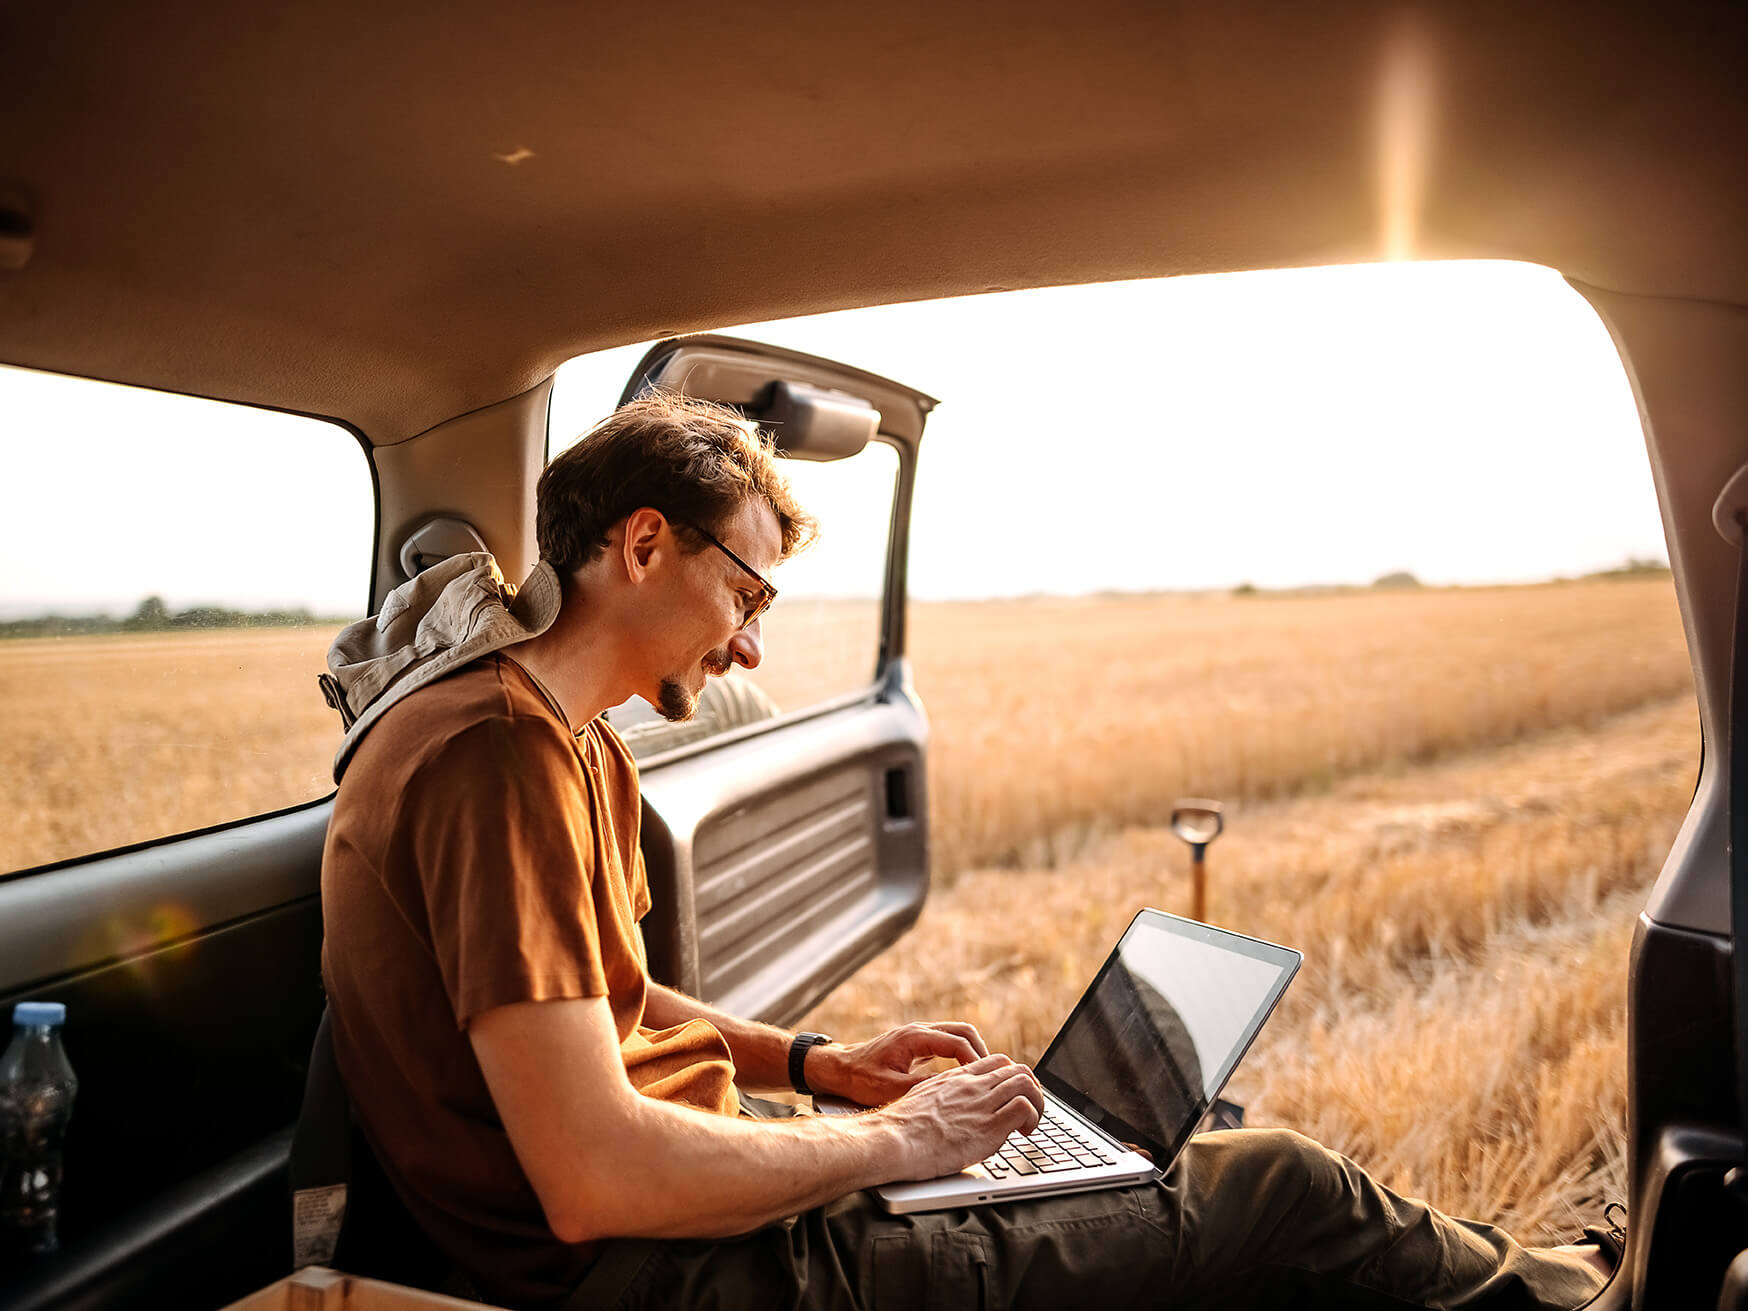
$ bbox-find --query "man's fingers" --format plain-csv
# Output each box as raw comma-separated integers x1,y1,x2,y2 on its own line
961,1061,1044,1127
998,1090,1044,1137
881,1054,1049,1173
900,1027,982,1070
894,1052,1002,1098
926,1021,990,1059
901,1052,1042,1127
988,1062,1044,1113
955,1052,1019,1077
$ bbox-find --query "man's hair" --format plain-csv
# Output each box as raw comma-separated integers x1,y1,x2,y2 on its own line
537,391,819,573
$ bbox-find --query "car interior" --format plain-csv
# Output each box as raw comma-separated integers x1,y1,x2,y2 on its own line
2,3,1746,1308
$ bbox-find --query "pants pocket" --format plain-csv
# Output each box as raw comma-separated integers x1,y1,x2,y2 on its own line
870,1230,994,1311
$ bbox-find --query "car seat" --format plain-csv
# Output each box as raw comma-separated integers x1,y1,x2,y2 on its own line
289,1007,481,1299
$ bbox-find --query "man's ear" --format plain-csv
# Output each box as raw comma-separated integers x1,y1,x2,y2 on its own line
620,507,668,583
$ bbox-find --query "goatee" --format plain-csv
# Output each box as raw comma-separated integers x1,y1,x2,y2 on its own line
656,676,697,722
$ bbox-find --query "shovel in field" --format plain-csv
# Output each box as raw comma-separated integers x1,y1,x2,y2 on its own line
1170,798,1225,923
1171,799,1246,1133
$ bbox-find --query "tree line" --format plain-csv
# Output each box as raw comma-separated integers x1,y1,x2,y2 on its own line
0,595,345,639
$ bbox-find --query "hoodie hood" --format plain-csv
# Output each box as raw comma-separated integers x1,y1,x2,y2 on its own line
318,552,562,781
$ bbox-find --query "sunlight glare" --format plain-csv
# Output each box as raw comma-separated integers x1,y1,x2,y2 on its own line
1379,15,1435,262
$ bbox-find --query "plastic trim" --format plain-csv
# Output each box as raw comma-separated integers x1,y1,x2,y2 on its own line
2,1128,293,1311
0,804,329,992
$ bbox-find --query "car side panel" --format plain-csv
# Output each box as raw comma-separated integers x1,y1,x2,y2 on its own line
0,813,327,1242
1628,916,1743,1308
637,667,929,1027
0,820,325,1311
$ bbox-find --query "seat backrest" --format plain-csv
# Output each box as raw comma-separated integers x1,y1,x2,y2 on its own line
289,1008,352,1269
290,1007,465,1293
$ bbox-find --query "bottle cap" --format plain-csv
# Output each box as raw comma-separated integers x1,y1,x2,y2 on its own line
13,1002,66,1027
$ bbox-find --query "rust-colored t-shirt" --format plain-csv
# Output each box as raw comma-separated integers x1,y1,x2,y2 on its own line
320,654,738,1306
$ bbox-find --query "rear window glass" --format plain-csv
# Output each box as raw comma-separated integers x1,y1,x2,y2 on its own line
0,366,371,875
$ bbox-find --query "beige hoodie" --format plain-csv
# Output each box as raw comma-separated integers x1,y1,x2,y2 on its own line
317,553,562,781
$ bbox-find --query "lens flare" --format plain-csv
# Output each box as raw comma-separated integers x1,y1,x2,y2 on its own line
1378,15,1435,262
73,901,201,979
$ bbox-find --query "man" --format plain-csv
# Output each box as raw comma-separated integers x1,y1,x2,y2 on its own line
320,393,1617,1310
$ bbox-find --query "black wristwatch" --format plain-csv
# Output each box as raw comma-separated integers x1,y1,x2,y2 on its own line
788,1031,833,1095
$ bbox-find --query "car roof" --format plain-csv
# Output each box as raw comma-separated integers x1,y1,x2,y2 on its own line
2,2,1743,444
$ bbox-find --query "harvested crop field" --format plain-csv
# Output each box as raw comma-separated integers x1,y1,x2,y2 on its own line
2,576,1696,1242
906,577,1691,877
810,691,1694,1242
1,627,339,872
2,577,1688,876
806,575,1695,1244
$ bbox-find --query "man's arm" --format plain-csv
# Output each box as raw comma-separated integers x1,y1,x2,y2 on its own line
643,982,992,1105
470,994,1043,1243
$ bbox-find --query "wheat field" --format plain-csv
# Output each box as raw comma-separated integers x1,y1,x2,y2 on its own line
804,577,1694,1243
908,580,1691,876
1,577,1696,1241
810,692,1693,1241
0,628,340,872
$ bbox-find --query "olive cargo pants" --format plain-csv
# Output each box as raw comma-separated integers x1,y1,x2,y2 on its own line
562,1100,1606,1311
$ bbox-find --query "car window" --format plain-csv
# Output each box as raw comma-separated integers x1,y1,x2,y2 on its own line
550,367,901,758
0,366,371,876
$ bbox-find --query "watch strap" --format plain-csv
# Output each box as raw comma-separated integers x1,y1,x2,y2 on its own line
788,1031,832,1095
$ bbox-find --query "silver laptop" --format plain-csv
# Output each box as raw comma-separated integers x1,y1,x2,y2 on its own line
827,908,1301,1214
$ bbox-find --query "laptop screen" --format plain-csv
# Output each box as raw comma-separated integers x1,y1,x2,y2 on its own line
1036,909,1301,1167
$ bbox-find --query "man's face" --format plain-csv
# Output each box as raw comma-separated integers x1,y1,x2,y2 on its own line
648,498,782,722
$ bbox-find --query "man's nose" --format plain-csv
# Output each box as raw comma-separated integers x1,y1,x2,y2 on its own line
728,619,764,670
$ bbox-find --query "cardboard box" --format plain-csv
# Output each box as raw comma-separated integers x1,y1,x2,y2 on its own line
222,1266,512,1311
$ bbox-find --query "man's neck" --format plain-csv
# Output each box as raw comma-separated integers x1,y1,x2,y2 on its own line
505,591,626,729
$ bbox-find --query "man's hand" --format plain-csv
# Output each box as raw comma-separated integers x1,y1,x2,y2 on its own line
877,1054,1046,1181
808,1021,991,1106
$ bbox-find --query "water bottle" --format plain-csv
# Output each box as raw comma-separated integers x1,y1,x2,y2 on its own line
0,1002,78,1257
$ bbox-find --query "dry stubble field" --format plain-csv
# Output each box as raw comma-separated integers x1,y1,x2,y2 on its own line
1,577,1696,1240
810,577,1694,1243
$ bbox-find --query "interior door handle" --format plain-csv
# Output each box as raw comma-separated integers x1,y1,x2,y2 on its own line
884,766,912,821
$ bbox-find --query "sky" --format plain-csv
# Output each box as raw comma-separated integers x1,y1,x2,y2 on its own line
554,260,1662,600
0,259,1664,618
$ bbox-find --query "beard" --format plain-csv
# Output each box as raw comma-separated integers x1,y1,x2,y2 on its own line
656,647,734,722
655,676,696,722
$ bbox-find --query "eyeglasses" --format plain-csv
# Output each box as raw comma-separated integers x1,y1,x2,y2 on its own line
682,521,778,630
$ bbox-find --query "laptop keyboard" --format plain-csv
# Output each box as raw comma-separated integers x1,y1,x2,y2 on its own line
981,1107,1120,1177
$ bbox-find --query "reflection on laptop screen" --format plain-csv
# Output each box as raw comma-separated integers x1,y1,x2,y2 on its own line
1039,915,1297,1162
